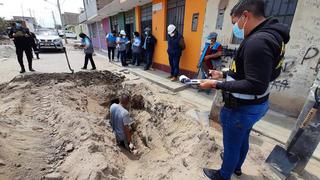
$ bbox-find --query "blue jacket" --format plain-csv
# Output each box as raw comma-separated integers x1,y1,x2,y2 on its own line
167,32,183,57
81,37,94,54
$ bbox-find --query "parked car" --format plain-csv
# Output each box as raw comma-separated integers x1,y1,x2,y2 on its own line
36,29,63,51
58,30,64,37
65,31,77,39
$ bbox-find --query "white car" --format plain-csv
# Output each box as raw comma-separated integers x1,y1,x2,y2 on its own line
65,31,77,39
36,29,64,51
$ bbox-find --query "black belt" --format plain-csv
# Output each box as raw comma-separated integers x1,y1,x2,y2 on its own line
222,91,269,108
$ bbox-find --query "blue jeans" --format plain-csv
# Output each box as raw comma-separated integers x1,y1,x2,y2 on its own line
219,101,269,180
168,54,181,76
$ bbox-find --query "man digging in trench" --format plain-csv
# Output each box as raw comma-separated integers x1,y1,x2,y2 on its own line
109,95,137,153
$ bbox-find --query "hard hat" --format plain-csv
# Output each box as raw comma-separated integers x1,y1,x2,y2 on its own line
144,27,151,32
167,24,176,34
120,30,126,36
207,32,218,39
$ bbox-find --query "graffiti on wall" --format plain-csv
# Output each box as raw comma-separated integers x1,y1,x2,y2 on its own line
271,79,290,92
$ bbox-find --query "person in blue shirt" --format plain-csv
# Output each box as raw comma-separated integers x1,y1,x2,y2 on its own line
109,94,135,152
116,30,130,66
131,31,142,66
79,33,96,70
106,30,117,62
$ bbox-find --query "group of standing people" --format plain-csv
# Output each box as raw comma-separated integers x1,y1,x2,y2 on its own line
9,20,39,73
106,27,157,70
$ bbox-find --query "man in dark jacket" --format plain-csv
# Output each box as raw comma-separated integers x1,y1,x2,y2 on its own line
200,0,290,179
9,21,35,73
142,27,157,70
167,24,185,81
26,28,40,59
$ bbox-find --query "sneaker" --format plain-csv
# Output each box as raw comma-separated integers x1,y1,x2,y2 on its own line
203,168,225,180
219,152,242,177
167,75,173,79
91,68,96,70
171,77,178,81
81,67,87,70
20,69,26,73
29,69,35,72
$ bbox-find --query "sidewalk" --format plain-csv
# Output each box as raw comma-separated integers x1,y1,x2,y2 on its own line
96,51,320,161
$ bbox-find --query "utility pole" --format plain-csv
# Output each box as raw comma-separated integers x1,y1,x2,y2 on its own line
57,0,67,44
29,8,32,17
21,4,24,20
52,11,57,29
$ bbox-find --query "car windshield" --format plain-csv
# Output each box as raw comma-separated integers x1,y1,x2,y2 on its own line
36,30,58,36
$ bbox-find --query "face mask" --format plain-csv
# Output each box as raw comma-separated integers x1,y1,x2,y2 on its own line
232,16,247,39
122,35,125,38
145,32,148,35
16,23,21,28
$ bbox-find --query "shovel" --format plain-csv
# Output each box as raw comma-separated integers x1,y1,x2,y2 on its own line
265,87,320,178
63,47,74,74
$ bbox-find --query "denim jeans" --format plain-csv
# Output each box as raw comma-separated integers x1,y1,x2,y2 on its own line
168,54,181,76
219,101,269,180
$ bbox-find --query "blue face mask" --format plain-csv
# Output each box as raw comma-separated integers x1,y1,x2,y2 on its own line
232,16,247,39
16,23,21,28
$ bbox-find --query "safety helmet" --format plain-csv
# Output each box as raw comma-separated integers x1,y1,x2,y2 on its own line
167,24,176,34
120,30,126,36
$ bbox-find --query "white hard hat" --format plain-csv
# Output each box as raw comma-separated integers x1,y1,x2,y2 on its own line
167,24,176,34
120,30,126,35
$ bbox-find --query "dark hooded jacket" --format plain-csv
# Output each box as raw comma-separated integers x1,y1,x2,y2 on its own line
217,17,290,97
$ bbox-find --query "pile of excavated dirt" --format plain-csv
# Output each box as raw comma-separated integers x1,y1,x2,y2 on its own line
0,71,290,180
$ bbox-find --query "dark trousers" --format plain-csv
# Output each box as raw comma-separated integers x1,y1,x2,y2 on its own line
168,54,181,77
32,44,39,59
144,51,154,70
83,53,96,69
16,46,33,71
117,49,120,60
119,50,127,66
108,46,115,61
131,52,141,66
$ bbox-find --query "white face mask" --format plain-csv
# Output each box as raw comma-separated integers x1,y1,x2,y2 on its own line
122,35,126,38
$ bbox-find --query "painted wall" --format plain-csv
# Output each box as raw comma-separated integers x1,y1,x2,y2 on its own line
202,0,320,117
152,0,207,75
85,0,98,19
268,0,320,117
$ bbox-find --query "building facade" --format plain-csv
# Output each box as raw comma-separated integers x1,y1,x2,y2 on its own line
80,0,320,117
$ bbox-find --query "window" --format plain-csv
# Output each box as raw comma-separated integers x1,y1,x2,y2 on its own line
216,9,225,30
191,13,199,31
264,0,298,28
141,3,152,31
125,10,134,25
110,16,118,32
167,0,185,35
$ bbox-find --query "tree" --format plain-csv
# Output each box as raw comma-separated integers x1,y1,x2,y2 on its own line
0,17,7,34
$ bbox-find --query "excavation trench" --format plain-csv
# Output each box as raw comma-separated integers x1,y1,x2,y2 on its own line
0,71,219,180
0,71,278,180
